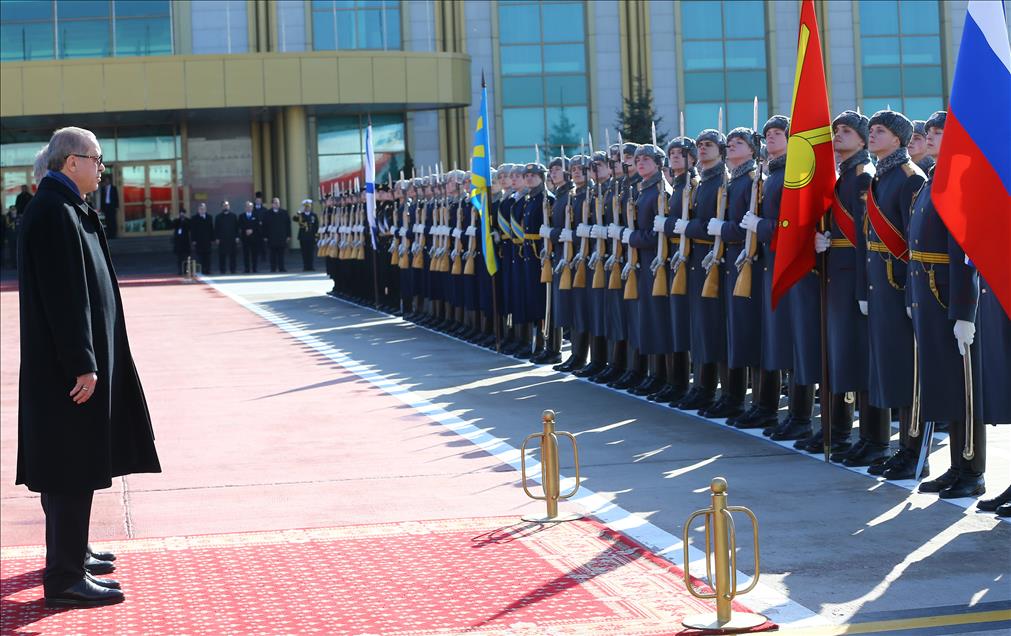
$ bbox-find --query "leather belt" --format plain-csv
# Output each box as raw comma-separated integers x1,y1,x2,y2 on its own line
830,238,854,248
692,238,714,246
910,250,949,264
867,241,891,254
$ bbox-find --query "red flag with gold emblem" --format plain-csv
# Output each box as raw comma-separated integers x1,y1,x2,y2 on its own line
771,0,836,308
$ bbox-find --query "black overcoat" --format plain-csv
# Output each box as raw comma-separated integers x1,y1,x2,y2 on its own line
16,176,161,493
263,209,291,247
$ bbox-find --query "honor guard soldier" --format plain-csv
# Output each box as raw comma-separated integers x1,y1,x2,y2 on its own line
537,152,570,365
296,199,319,271
555,153,594,370
458,171,481,340
909,120,935,174
657,137,698,405
239,200,261,273
396,179,415,314
703,127,759,420
675,129,727,412
575,150,616,380
475,167,504,347
590,144,631,385
735,117,790,431
190,202,214,275
860,110,925,480
907,111,986,498
609,142,646,391
976,272,1011,515
503,165,531,354
496,165,517,351
625,143,674,396
518,162,551,359
818,111,892,467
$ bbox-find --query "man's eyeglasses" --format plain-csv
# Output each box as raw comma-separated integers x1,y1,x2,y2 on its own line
70,153,103,165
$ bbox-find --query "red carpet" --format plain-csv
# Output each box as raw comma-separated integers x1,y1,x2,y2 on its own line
1,516,774,635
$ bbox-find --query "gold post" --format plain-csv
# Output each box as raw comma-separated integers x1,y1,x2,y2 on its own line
682,478,766,632
519,410,582,523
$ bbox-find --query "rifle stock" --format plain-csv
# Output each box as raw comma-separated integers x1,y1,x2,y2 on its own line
652,182,669,297
733,165,763,298
559,193,573,290
592,186,606,288
540,190,553,283
623,188,638,300
573,189,589,288
451,199,464,275
412,204,426,269
464,207,477,275
701,178,727,299
608,185,624,290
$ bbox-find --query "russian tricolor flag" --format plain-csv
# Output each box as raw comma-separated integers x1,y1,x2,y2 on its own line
932,0,1011,316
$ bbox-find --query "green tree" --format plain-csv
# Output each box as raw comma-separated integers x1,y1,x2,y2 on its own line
616,78,667,146
546,105,581,159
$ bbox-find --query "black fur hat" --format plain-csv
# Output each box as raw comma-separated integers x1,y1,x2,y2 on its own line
869,110,913,147
667,137,698,161
832,110,870,145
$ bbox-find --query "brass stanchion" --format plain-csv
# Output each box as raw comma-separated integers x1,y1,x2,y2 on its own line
520,410,582,523
682,477,766,632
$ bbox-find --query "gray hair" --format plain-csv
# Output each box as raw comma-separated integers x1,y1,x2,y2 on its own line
33,145,49,182
45,126,99,171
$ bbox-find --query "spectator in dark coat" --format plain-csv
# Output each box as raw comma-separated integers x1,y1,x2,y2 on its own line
171,206,191,275
263,197,291,272
189,202,214,274
214,200,239,274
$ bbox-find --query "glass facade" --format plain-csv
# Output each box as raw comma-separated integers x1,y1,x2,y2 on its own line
680,0,768,135
498,0,589,163
858,0,944,120
312,0,401,51
1,0,172,61
317,114,406,193
191,0,248,55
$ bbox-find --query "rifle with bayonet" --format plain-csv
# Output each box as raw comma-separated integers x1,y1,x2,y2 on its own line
607,132,626,290
572,137,590,288
622,143,639,300
590,132,607,289
670,112,692,295
451,192,465,275
733,97,763,297
650,121,670,297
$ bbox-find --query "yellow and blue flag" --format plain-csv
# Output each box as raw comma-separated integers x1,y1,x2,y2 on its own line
470,84,497,276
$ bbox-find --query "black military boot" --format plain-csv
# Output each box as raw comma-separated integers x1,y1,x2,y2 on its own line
631,356,665,396
770,383,815,441
609,348,644,390
839,398,892,465
936,417,985,498
940,473,985,499
513,324,534,359
592,340,625,384
574,336,608,378
919,467,959,493
797,391,855,454
663,352,691,406
977,485,1011,512
676,362,717,411
731,369,781,429
532,328,562,365
554,331,588,372
500,324,521,355
648,355,678,402
701,367,746,419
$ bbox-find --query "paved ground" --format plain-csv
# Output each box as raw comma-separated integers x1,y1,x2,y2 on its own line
2,269,1009,634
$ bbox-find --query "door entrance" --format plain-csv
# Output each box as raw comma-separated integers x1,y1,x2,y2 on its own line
1,167,34,213
117,162,178,236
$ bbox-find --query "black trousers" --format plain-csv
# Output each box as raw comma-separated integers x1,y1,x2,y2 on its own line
299,239,315,270
40,491,94,595
218,244,237,274
196,249,212,275
241,240,259,272
269,246,286,272
176,252,189,275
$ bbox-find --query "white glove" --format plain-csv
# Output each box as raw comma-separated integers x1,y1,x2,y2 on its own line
576,223,590,238
906,306,912,319
673,218,689,234
355,224,364,232
465,226,476,237
814,231,831,253
452,228,463,239
740,212,760,232
621,228,632,244
653,215,665,232
707,218,724,237
397,227,406,237
560,229,573,243
413,223,423,234
858,300,868,316
539,224,552,239
491,230,501,243
954,319,975,355
590,225,605,239
607,223,622,239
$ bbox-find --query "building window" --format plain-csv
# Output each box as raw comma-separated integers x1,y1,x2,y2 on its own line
191,0,248,55
858,0,943,119
317,114,406,193
498,0,589,163
0,0,172,61
680,0,768,136
312,0,401,51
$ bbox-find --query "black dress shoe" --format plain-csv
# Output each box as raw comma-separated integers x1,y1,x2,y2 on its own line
919,467,959,493
514,347,534,360
591,366,621,384
843,440,893,467
996,503,1011,517
608,371,641,390
630,376,664,396
647,385,676,402
939,473,985,499
553,355,582,373
731,407,779,430
868,448,913,476
86,572,121,589
573,362,605,378
534,350,562,365
700,398,745,420
770,417,812,441
977,487,1011,512
87,546,116,562
883,455,926,481
45,578,125,608
676,388,715,411
84,556,115,575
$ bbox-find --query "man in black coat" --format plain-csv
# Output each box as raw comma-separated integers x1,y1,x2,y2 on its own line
238,200,261,273
252,191,267,264
17,126,161,608
172,206,191,275
189,202,215,274
296,198,319,271
15,184,33,216
98,174,118,238
214,200,239,274
264,197,291,272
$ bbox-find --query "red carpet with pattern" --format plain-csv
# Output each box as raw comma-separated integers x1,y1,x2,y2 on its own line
1,516,774,636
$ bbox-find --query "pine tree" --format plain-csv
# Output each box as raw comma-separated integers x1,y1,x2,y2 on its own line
616,78,667,146
546,105,580,159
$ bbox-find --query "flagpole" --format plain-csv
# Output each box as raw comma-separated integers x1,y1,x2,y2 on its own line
819,214,832,462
